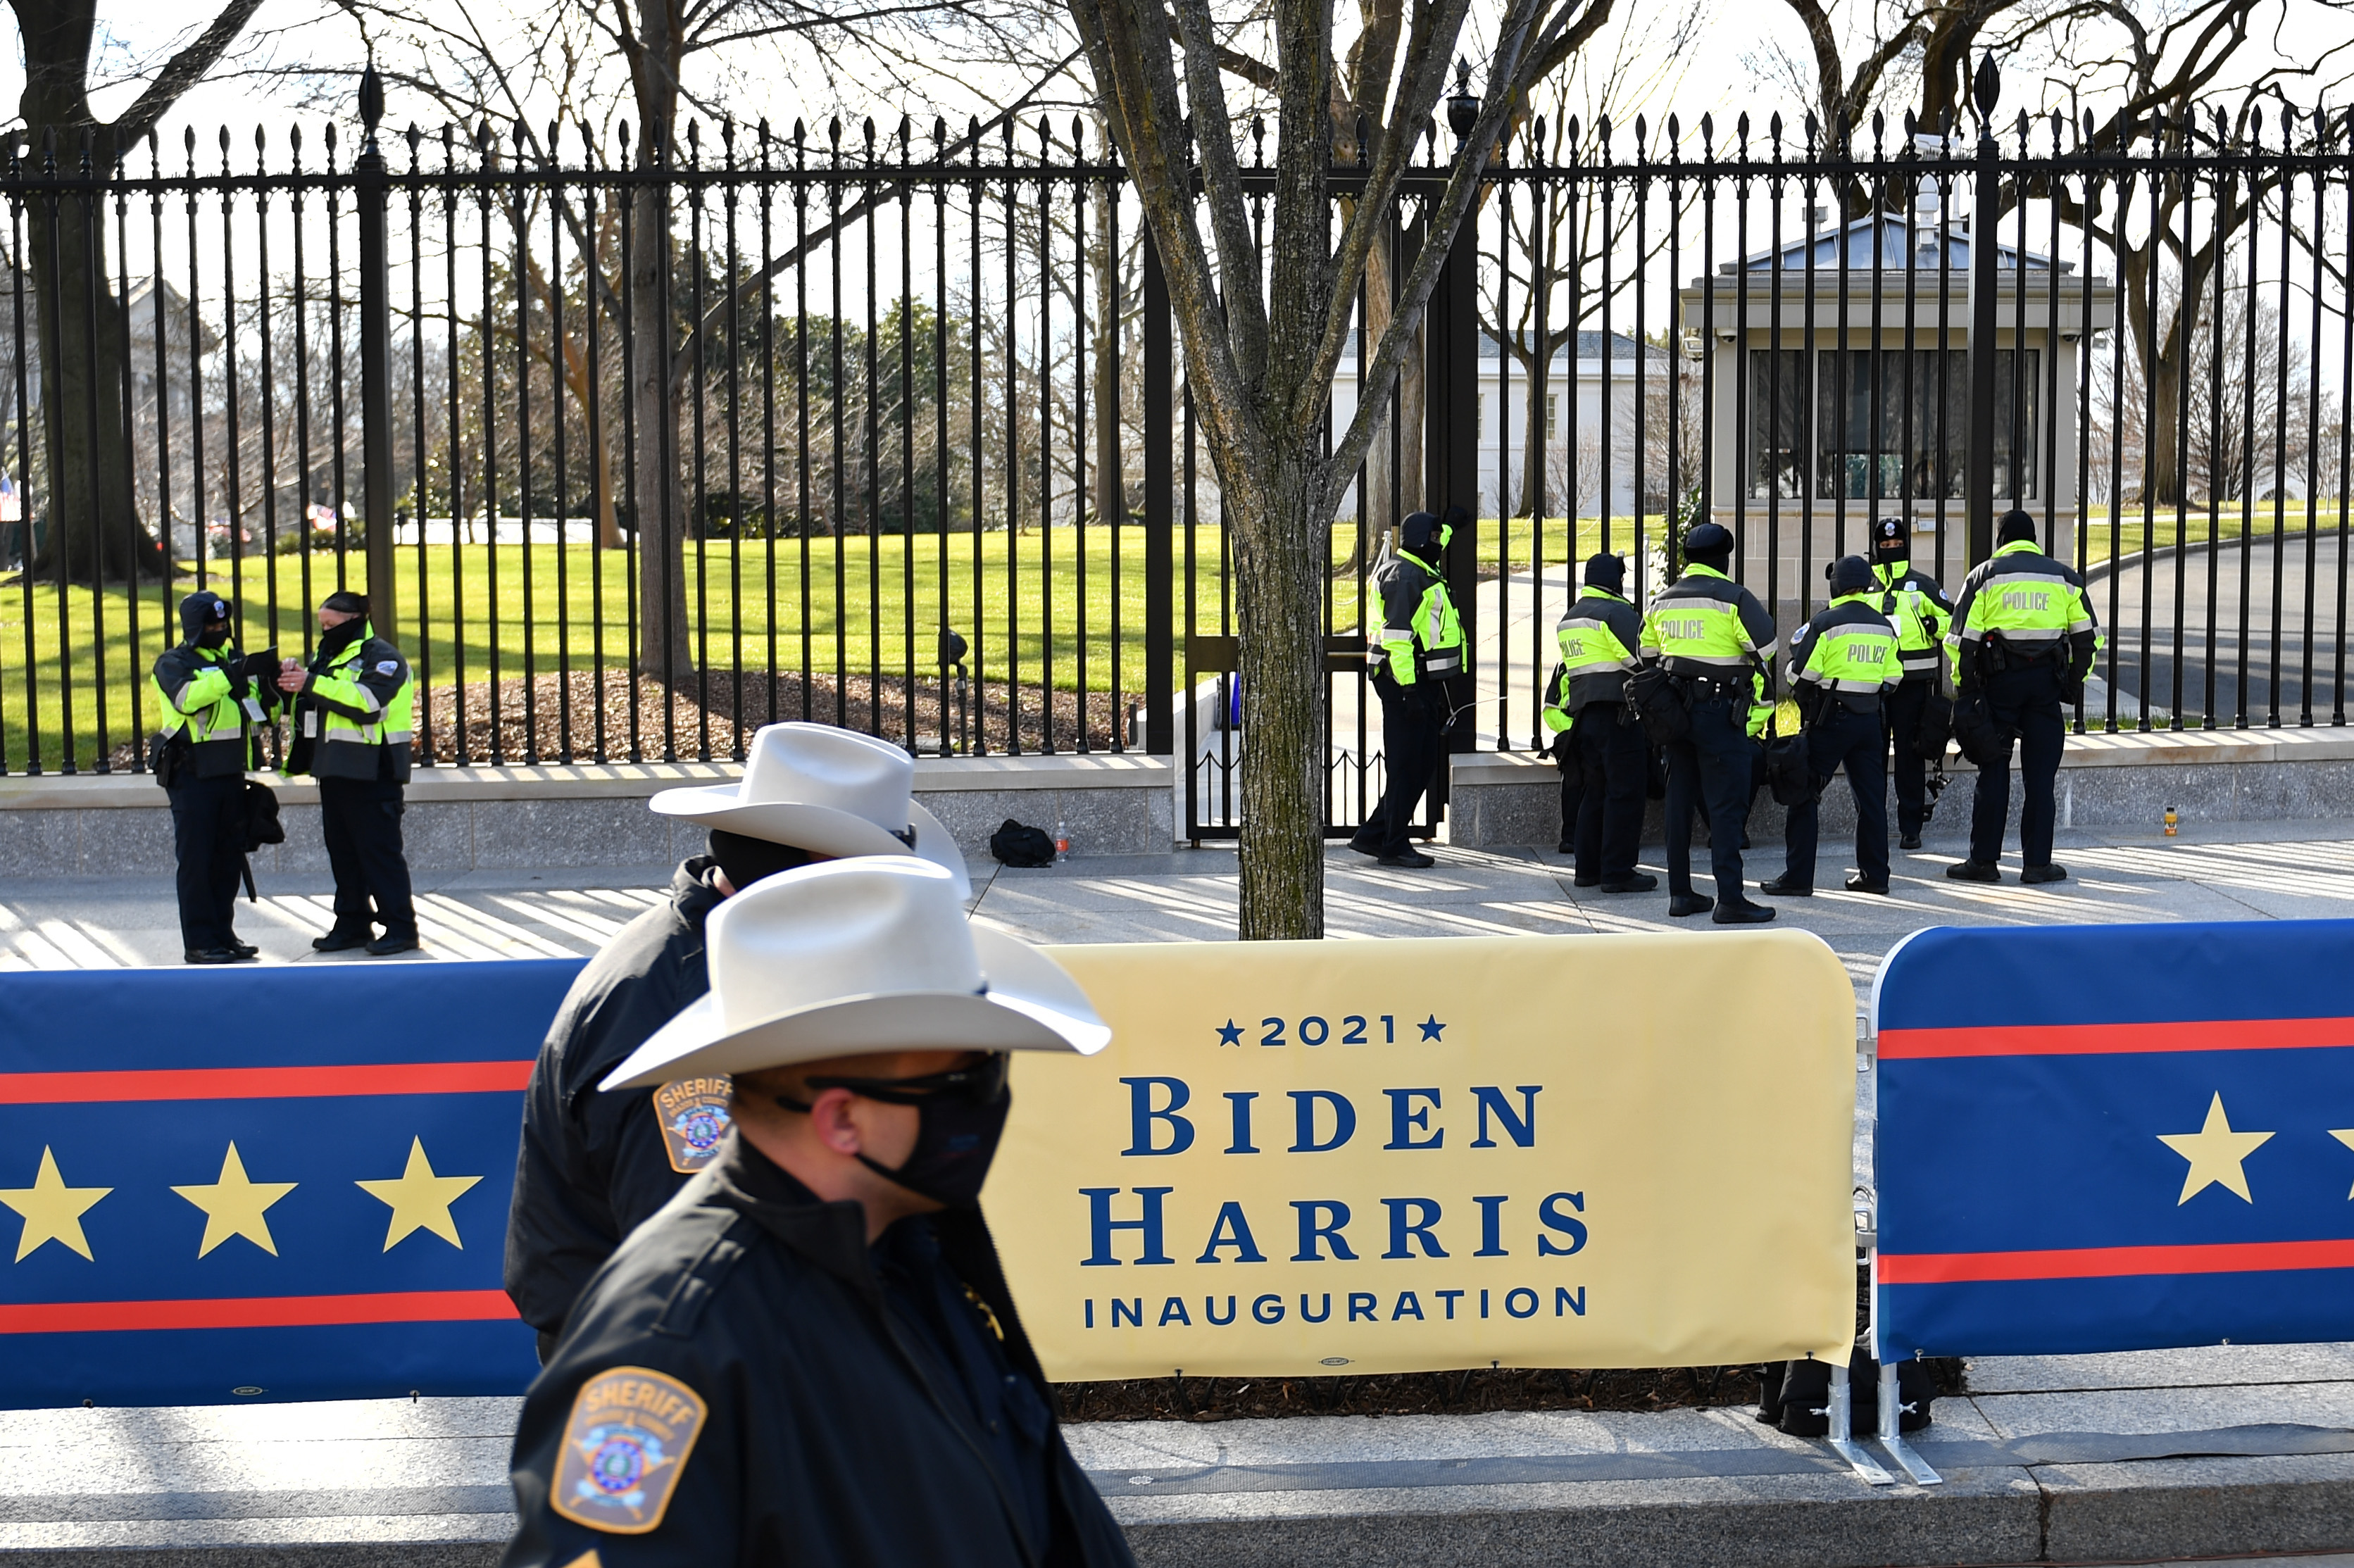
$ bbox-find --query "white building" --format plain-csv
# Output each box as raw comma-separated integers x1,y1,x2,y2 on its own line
1327,329,1669,520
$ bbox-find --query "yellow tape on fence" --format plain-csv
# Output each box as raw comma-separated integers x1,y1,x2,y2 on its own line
984,932,1857,1380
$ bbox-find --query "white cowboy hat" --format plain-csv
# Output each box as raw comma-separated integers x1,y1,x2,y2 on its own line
649,722,969,898
599,858,1108,1090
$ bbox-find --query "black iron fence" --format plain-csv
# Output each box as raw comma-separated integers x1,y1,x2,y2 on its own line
1,73,2348,843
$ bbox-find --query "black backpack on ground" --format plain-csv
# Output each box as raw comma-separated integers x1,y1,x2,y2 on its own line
989,818,1056,868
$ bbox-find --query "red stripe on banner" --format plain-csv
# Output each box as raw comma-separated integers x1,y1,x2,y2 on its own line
1881,1238,2354,1284
0,1290,522,1334
1877,1017,2354,1060
0,1062,534,1104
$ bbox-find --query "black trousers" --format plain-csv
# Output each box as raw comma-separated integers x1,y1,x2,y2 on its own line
1784,705,1891,886
1663,692,1753,899
168,772,246,951
1885,679,1933,835
320,777,418,937
1970,663,2067,867
1559,701,1646,881
1363,678,1445,856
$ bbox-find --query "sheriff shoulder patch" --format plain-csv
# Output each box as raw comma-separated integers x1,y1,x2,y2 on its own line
652,1077,733,1174
550,1366,708,1534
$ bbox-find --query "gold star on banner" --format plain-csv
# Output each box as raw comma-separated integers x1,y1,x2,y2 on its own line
172,1143,299,1258
0,1147,111,1262
2157,1093,2275,1205
356,1138,482,1251
2332,1129,2354,1199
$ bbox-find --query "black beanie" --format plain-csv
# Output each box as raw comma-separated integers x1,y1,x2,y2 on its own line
1829,554,1874,596
1584,552,1625,593
322,589,369,617
1998,509,2038,546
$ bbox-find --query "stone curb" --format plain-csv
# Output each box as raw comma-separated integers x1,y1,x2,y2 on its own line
2,1451,2346,1566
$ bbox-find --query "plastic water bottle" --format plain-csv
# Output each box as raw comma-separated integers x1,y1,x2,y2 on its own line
1055,815,1070,860
2163,805,2178,838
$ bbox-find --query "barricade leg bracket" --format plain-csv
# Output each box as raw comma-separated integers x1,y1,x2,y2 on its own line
1828,1364,1896,1486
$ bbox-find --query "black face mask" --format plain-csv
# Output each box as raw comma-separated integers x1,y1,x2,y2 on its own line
317,617,368,665
780,1055,1012,1209
199,624,232,650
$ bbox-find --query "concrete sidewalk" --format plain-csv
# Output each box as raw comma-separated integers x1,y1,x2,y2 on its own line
1,1343,2348,1565
10,819,2354,1005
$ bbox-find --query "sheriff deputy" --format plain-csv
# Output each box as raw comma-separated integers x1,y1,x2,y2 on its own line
502,721,972,1361
501,859,1133,1567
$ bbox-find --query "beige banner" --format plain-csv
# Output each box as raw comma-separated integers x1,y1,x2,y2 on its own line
983,931,1858,1380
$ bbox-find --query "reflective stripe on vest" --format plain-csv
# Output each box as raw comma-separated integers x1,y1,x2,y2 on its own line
1954,541,2095,653
1642,567,1760,674
1556,588,1636,676
1805,597,1901,693
1874,563,1943,672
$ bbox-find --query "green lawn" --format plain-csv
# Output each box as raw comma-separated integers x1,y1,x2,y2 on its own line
8,500,2338,770
1,523,1367,772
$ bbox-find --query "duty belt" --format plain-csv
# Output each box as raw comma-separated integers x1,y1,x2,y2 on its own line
1679,670,1751,698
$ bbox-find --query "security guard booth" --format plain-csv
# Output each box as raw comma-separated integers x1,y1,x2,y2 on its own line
1677,207,2117,619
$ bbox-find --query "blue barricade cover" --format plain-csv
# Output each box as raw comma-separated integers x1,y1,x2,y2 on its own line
0,959,585,1407
1872,921,2354,1360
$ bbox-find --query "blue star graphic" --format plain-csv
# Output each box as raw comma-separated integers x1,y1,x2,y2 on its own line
1215,1019,1244,1046
1418,1015,1446,1042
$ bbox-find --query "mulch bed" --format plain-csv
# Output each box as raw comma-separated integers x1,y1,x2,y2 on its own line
419,667,1127,763
1052,1269,1965,1421
1054,1356,1966,1422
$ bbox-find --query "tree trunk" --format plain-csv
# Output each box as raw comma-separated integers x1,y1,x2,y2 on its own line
17,0,161,586
629,175,694,686
1232,453,1327,939
1519,344,1549,520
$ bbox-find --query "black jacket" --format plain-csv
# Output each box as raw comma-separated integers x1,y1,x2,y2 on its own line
503,1133,1136,1568
504,859,728,1344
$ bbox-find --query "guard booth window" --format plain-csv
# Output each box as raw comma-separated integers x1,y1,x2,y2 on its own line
1747,349,2039,501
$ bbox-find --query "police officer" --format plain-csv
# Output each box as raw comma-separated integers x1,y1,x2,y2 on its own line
1642,522,1777,924
503,860,1133,1567
1945,509,2101,884
1870,518,1955,850
152,590,278,964
1762,556,1901,897
503,721,972,1359
1541,553,1655,892
1351,508,1465,870
277,591,420,955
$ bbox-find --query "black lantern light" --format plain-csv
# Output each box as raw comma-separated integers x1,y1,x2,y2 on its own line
1446,58,1480,147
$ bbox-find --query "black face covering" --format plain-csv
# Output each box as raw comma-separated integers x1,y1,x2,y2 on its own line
198,624,232,650
317,616,368,665
780,1055,1012,1209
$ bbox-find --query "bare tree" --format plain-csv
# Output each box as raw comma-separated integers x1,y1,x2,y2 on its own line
1074,0,1613,937
10,0,264,580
